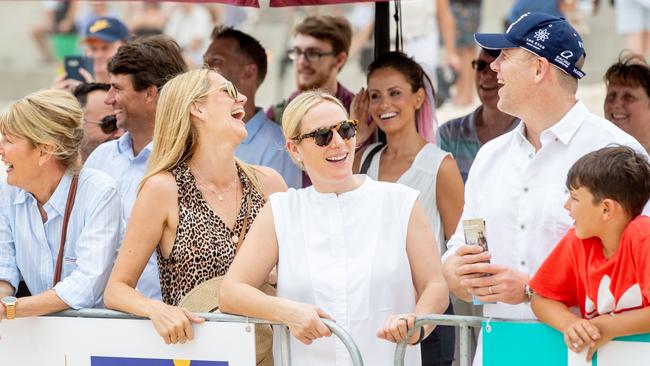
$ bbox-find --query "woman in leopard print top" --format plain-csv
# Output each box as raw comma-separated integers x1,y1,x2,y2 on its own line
104,69,287,344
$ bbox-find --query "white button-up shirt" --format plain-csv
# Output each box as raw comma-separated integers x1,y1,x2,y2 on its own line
444,100,648,320
0,169,122,308
85,133,161,300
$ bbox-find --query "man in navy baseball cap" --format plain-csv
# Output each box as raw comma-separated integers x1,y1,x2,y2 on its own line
443,13,648,366
83,17,130,83
475,12,586,80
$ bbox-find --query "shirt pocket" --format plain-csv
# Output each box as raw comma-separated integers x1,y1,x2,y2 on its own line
541,184,573,239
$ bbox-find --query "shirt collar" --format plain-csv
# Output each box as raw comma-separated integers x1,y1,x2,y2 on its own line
288,81,349,103
14,173,73,218
545,99,587,145
116,132,153,159
241,108,266,145
515,99,586,146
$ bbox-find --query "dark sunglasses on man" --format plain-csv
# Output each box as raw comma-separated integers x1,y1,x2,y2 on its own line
85,114,118,134
471,59,491,72
294,119,358,147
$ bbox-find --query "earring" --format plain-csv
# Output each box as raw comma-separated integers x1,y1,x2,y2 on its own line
295,156,301,162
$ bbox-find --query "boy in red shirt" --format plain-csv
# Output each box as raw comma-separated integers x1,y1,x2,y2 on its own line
530,146,650,361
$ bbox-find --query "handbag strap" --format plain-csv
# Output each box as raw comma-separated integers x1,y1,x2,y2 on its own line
235,190,253,252
359,143,385,175
54,174,79,285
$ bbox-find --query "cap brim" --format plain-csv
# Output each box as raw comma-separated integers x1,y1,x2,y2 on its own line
474,33,518,51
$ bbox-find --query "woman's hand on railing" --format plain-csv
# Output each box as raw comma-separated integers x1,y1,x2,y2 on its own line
146,302,205,345
284,302,332,345
377,313,420,344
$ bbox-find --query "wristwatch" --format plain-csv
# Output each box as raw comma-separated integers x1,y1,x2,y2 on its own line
1,296,17,320
524,284,534,302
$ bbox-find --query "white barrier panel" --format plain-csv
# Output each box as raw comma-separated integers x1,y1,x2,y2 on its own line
0,316,256,365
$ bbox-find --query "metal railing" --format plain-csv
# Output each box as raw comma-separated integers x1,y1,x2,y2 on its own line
393,314,485,366
50,309,364,366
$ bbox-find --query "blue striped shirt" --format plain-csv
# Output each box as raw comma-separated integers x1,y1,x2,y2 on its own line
85,132,162,300
0,168,122,309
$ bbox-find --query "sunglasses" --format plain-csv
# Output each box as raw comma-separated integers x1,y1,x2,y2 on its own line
294,119,358,147
471,59,490,72
85,115,118,134
219,81,239,100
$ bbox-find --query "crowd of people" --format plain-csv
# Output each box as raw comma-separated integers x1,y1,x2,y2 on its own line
1,2,650,366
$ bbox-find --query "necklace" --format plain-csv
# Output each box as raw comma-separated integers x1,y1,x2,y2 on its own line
191,164,238,201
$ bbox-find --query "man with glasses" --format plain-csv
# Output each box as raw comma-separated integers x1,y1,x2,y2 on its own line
437,49,519,182
267,15,354,125
85,36,187,301
73,83,124,162
441,13,647,365
203,27,302,188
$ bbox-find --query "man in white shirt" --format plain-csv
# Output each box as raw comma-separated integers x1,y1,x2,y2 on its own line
85,36,187,300
442,12,647,364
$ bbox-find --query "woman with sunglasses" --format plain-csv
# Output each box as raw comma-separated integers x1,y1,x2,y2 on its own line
0,89,121,319
351,51,464,366
104,69,287,346
220,91,449,365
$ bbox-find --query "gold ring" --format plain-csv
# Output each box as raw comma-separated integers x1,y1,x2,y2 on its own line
398,316,407,321
489,286,494,295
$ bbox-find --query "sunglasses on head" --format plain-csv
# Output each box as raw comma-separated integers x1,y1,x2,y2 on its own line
85,115,118,134
471,59,490,72
294,119,358,147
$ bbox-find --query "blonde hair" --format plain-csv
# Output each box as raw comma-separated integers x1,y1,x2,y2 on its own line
142,69,262,192
282,90,347,141
0,89,83,171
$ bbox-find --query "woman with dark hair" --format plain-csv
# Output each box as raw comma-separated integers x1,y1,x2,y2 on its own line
604,52,650,152
352,51,464,366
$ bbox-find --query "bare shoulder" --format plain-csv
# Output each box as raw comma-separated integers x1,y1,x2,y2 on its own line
139,171,178,202
252,165,288,196
437,155,461,178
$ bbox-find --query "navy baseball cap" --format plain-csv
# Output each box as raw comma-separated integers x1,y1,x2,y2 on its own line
84,17,129,43
474,12,586,79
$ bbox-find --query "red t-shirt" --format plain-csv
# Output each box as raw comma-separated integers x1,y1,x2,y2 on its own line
530,215,650,318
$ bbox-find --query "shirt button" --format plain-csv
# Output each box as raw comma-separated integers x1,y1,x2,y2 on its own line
520,224,525,230
523,187,529,193
520,260,526,266
528,153,534,160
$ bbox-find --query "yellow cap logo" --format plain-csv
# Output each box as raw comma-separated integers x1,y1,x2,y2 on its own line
89,19,111,34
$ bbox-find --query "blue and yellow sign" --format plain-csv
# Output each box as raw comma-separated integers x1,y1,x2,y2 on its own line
90,356,228,366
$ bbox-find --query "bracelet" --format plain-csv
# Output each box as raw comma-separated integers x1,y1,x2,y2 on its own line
409,327,425,345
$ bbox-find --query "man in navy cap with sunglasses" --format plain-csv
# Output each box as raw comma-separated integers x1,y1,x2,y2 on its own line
441,12,647,365
437,49,520,182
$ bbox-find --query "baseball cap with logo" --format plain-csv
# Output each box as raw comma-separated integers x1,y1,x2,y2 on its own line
84,17,129,43
474,12,586,79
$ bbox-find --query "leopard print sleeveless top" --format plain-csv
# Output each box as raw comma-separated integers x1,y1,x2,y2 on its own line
158,162,266,306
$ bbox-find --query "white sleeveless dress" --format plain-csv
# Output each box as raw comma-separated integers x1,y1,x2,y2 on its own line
361,143,450,253
269,176,422,366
